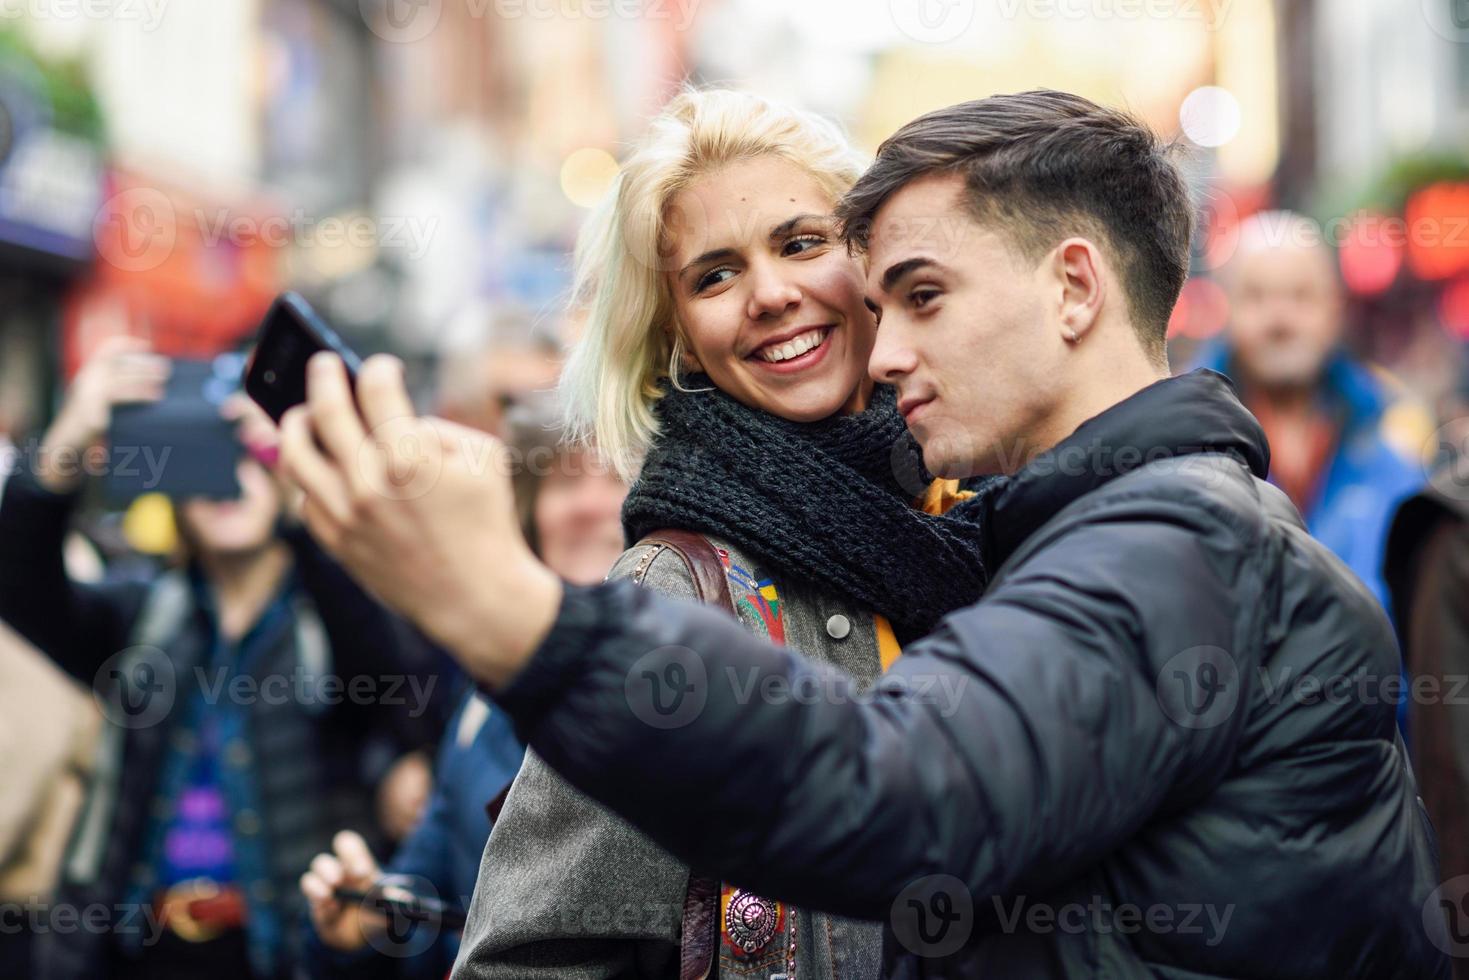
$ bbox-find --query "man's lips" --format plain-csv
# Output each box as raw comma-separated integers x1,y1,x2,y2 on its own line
898,395,935,424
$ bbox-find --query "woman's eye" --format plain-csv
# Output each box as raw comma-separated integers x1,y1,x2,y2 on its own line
695,267,736,293
782,233,826,257
911,288,940,309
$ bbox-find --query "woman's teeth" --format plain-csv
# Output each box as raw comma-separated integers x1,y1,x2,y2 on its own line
758,328,828,363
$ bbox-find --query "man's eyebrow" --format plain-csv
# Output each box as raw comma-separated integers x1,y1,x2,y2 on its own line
678,247,737,283
880,257,939,294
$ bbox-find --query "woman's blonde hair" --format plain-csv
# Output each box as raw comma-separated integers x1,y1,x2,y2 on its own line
559,87,867,480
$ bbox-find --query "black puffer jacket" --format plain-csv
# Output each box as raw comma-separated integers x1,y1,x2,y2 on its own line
491,370,1450,978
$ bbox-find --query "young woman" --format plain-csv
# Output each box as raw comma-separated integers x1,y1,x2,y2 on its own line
454,89,990,980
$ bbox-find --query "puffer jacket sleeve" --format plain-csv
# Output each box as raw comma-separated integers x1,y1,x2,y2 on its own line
492,484,1259,921
452,544,701,980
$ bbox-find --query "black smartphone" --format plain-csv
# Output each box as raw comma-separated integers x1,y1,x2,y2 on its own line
105,356,244,502
333,887,467,931
245,291,363,423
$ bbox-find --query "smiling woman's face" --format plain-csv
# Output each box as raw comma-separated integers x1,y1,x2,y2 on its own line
663,155,875,421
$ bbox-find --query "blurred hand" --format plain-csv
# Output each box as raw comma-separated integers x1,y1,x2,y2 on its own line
277,353,561,688
376,750,432,842
299,830,383,952
37,336,169,493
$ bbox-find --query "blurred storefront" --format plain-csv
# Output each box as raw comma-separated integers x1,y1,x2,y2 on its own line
0,30,104,434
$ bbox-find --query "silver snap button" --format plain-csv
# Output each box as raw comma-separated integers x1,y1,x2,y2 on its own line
826,614,851,640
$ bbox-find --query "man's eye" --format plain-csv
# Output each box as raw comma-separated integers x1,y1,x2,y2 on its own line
695,267,736,292
911,288,939,309
782,233,826,256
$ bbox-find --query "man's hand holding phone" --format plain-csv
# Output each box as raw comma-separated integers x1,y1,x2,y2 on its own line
272,351,562,690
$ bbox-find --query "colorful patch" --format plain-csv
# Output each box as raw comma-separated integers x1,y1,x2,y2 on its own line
722,555,784,645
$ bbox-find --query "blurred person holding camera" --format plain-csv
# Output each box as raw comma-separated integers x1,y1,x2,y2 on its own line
297,408,627,979
1197,210,1428,612
0,336,444,980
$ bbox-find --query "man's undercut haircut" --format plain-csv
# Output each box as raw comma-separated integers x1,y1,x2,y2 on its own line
837,89,1193,363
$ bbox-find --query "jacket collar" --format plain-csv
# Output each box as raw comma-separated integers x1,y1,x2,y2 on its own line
984,369,1270,568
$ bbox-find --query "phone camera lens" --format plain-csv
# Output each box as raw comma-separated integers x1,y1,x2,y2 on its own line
263,369,277,384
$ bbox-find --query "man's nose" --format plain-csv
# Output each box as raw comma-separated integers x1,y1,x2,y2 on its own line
869,319,918,383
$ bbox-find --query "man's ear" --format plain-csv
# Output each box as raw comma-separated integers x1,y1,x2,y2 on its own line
1053,238,1106,344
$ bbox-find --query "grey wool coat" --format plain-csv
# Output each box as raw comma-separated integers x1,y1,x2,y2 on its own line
452,535,886,979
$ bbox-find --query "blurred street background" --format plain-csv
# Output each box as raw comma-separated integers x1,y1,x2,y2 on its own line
0,0,1465,448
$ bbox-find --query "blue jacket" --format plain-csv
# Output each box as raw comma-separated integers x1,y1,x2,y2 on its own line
1194,345,1425,610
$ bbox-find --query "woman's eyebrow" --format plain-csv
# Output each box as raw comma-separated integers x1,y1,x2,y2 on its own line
768,213,829,241
678,247,738,283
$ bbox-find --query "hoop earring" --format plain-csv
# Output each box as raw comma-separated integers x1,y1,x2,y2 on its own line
668,335,714,393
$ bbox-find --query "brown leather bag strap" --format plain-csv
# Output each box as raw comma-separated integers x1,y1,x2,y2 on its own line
632,528,736,618
631,529,730,980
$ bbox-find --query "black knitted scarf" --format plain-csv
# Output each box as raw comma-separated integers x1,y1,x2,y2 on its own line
622,376,992,643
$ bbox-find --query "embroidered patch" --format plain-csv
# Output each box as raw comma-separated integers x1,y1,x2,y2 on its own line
726,560,784,645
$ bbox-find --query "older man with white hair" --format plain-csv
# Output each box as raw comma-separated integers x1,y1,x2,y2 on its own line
1197,209,1428,611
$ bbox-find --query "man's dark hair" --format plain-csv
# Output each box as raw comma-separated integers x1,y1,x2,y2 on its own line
837,90,1193,362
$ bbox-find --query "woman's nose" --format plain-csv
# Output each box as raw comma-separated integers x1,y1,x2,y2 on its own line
746,263,802,320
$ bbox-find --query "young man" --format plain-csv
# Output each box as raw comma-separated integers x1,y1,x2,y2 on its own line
279,91,1450,978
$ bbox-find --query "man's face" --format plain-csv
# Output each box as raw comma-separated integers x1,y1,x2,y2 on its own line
865,174,1064,477
1227,242,1343,391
